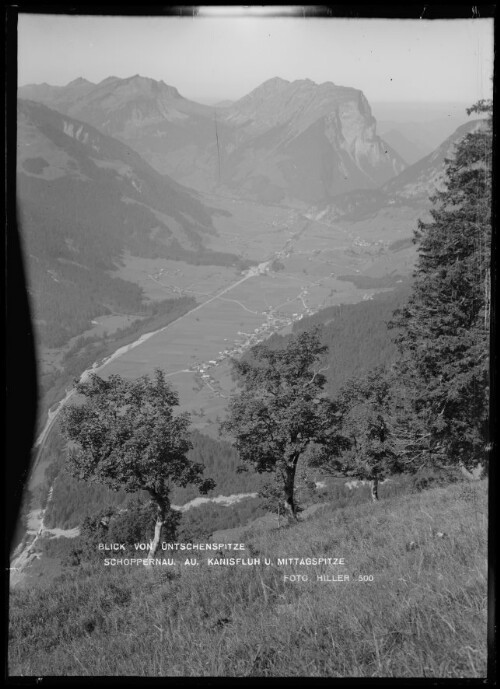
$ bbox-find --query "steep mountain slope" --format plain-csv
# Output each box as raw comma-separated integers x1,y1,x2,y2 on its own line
19,75,405,204
16,99,243,346
374,128,427,165
312,119,485,222
217,78,405,203
377,115,470,163
382,120,485,200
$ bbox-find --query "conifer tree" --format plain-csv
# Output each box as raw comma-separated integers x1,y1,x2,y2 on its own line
390,101,492,470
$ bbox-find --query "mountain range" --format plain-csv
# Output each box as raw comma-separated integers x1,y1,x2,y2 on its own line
16,98,243,346
16,75,480,350
19,75,406,204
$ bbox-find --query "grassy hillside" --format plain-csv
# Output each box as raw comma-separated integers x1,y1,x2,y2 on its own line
9,479,487,677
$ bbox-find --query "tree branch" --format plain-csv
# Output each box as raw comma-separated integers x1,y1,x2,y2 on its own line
302,365,330,389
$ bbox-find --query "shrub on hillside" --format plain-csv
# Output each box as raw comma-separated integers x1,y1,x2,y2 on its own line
411,466,462,493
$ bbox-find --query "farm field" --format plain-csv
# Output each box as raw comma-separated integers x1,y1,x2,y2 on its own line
96,201,418,430
202,194,304,261
114,254,241,302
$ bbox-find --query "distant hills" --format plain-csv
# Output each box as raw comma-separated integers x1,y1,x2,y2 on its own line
382,120,485,200
373,101,472,161
377,116,472,165
19,75,406,204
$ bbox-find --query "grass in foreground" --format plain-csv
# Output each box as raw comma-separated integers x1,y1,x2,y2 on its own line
9,480,487,677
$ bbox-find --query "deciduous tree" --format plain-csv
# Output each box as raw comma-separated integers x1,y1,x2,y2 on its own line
60,369,214,557
221,329,344,521
310,367,404,500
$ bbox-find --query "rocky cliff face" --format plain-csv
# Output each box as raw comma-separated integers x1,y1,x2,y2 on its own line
19,75,405,204
308,119,486,222
216,79,405,203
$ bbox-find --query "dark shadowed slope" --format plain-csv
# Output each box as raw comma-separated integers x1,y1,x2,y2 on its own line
17,99,243,346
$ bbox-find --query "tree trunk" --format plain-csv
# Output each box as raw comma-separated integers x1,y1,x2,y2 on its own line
370,478,379,502
282,461,299,522
147,495,168,560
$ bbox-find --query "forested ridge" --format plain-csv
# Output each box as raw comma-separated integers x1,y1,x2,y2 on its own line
258,283,411,396
19,179,249,348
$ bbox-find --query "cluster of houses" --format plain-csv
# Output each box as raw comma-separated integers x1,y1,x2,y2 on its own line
348,236,388,256
189,304,314,398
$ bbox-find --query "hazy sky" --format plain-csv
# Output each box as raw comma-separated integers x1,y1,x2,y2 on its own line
18,12,494,105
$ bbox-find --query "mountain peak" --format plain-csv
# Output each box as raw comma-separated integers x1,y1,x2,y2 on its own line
66,77,93,87
99,76,120,86
263,76,290,87
258,77,290,93
318,80,338,89
104,74,182,99
235,77,290,104
250,77,291,93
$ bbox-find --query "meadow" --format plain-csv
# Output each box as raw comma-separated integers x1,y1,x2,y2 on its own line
9,479,488,677
93,203,417,434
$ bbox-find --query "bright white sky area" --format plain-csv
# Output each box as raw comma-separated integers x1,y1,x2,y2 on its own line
18,11,494,106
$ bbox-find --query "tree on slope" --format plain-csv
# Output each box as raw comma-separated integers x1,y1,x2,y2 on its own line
60,369,214,557
221,328,345,521
310,366,404,501
390,100,492,470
